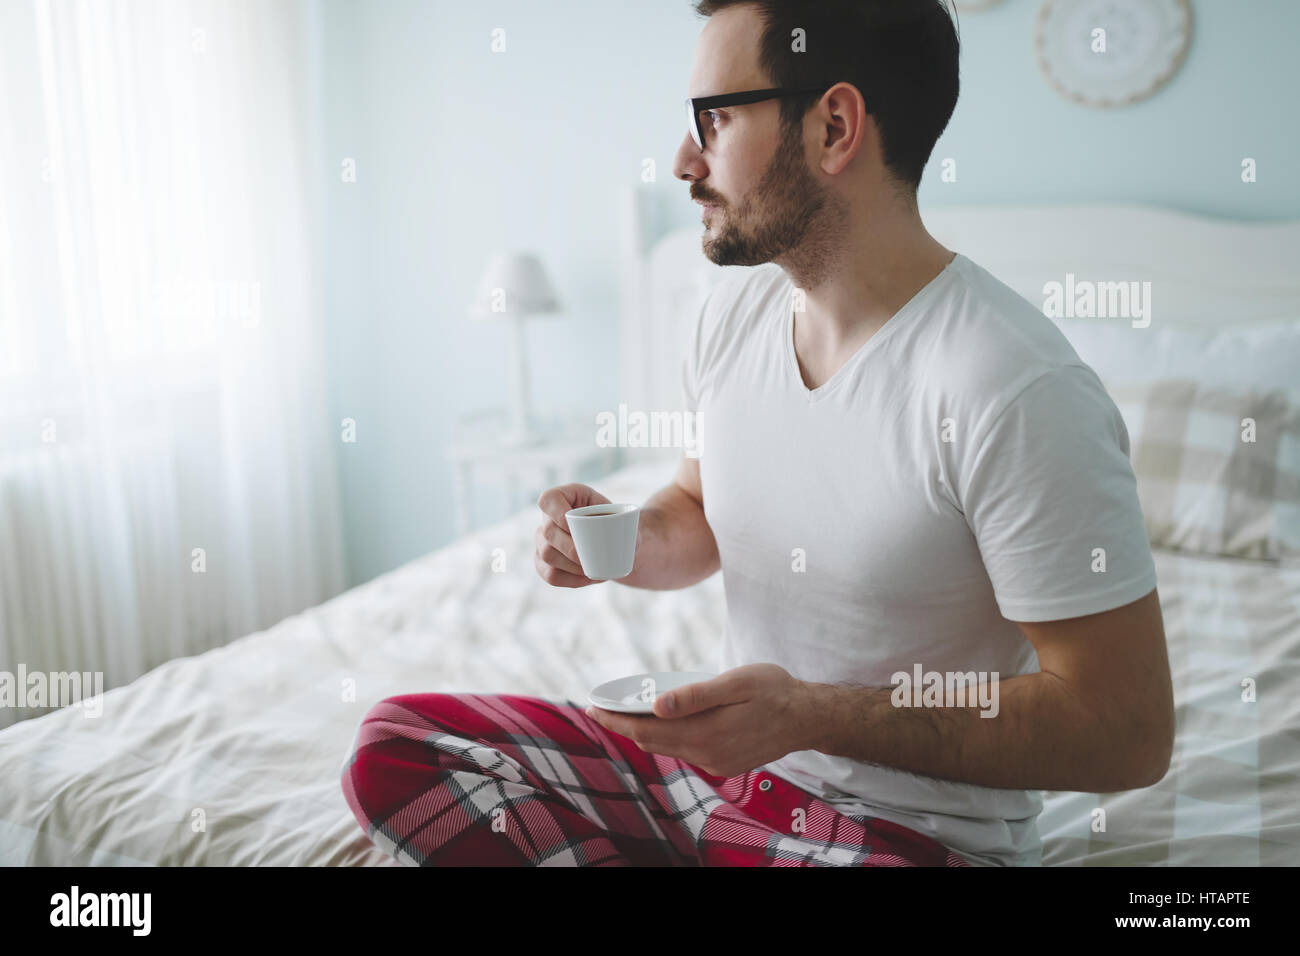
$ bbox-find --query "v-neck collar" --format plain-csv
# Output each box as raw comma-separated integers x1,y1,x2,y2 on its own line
785,253,961,403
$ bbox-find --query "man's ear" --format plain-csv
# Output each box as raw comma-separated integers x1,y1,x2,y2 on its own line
818,82,871,176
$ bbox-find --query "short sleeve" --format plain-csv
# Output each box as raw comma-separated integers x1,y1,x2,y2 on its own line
959,365,1158,622
681,292,710,415
681,347,698,415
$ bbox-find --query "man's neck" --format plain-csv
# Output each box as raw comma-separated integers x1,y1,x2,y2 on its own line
776,196,955,353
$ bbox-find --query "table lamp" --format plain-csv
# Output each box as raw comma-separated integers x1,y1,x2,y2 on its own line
468,252,561,446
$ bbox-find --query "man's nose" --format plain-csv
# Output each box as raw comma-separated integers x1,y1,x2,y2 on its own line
673,130,707,183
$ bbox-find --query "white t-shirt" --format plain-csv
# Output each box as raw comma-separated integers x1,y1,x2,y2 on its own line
681,253,1158,867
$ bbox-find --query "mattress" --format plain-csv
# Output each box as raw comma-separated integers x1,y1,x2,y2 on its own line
1,459,1296,866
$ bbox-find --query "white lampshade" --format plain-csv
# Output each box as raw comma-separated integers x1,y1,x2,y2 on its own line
468,252,561,317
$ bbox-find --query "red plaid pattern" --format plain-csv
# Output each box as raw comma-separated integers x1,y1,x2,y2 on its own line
341,693,970,866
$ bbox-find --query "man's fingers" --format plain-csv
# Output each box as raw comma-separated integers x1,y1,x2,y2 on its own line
533,549,594,588
586,708,659,745
536,487,573,532
536,484,604,532
534,484,611,588
537,537,585,577
536,521,583,571
586,708,700,763
657,675,738,718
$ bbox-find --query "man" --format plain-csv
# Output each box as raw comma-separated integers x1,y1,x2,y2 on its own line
342,0,1174,867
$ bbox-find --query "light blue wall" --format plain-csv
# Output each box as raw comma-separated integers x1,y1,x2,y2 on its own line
315,0,1300,588
923,0,1298,216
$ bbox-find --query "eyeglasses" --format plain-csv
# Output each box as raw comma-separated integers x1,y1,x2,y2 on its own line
685,84,837,152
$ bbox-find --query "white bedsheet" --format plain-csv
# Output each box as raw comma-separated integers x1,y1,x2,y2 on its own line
1,459,1296,866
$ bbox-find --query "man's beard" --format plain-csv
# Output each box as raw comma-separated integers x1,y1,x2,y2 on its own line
700,118,830,268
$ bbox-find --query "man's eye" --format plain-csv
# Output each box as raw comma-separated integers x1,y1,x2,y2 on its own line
703,110,722,126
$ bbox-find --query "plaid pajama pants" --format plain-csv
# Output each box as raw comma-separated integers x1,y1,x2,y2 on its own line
341,692,971,867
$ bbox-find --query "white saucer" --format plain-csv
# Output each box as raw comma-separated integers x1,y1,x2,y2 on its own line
587,671,717,714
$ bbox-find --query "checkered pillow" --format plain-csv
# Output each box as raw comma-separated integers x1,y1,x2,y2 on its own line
1052,318,1300,563
1108,379,1300,561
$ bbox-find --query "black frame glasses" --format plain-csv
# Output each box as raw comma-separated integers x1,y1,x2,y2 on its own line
685,84,837,152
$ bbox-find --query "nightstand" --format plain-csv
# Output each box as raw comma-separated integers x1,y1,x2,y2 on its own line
447,411,622,535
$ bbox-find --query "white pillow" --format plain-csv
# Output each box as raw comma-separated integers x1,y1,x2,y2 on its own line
1054,317,1300,396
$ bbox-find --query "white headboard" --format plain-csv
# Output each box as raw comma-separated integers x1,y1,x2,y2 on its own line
618,191,1300,437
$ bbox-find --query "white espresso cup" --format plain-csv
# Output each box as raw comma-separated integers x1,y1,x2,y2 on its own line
565,503,640,580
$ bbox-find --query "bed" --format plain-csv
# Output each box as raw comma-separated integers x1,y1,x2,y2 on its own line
2,198,1298,866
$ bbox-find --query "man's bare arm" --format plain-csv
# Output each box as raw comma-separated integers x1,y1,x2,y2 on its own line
795,588,1175,792
616,454,719,590
535,454,718,591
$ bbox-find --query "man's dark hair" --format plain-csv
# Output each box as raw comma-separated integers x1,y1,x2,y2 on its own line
691,0,960,195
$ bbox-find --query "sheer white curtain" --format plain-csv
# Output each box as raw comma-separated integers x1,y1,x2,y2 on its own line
0,0,344,726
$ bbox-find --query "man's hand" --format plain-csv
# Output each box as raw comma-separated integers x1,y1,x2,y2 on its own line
534,483,609,588
584,663,815,777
